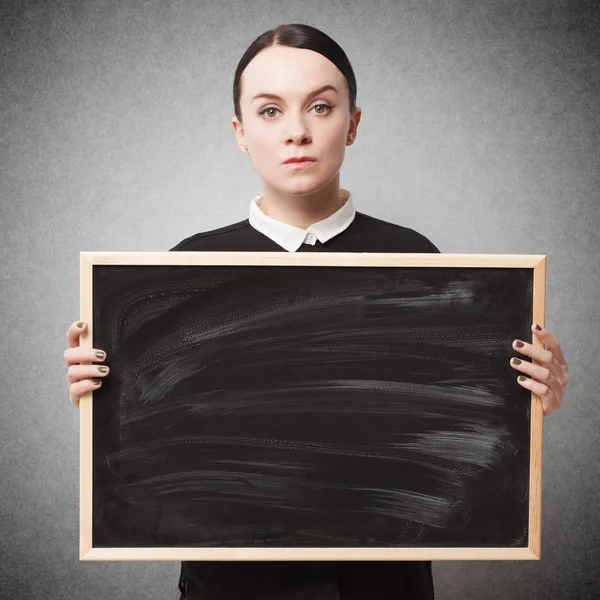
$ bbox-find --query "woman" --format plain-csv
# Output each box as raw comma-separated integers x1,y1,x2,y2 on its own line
64,23,569,600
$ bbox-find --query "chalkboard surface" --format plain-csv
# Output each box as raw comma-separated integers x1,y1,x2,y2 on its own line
79,252,546,561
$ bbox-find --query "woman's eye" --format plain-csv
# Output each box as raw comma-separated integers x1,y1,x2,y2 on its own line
313,103,333,115
259,107,279,118
258,104,334,119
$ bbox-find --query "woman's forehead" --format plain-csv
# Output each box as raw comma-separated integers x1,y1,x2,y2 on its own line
242,46,344,99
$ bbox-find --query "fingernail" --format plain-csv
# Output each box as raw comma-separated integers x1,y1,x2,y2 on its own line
95,351,105,360
515,340,524,348
518,376,526,382
512,358,522,365
98,366,108,373
535,323,542,331
92,378,101,385
77,321,84,328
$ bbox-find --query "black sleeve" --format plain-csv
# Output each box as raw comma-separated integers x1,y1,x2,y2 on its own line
169,231,200,251
427,240,442,253
410,229,441,254
177,562,188,596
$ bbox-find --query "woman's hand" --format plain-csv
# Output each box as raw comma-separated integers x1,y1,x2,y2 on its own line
64,321,109,408
510,323,569,417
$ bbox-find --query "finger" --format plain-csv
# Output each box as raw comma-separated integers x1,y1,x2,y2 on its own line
531,324,568,372
66,321,87,349
516,375,561,416
68,378,102,408
513,340,565,372
510,358,564,403
512,338,552,365
512,338,567,388
67,363,109,384
64,346,107,366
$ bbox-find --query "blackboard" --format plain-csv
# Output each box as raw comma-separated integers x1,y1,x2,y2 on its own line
79,251,546,561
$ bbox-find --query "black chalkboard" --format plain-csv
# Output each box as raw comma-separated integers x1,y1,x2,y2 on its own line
79,252,546,561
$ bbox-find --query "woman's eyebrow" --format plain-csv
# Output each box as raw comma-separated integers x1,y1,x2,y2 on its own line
251,84,338,103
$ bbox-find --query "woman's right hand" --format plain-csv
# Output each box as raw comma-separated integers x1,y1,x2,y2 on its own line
64,321,109,408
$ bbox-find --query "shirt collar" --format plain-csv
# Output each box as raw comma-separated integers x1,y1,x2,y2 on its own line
248,188,356,252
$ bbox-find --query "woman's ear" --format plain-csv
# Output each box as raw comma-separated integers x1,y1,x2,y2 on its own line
347,106,362,144
231,116,248,154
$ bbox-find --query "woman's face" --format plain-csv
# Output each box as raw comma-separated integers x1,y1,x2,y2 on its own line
233,45,359,197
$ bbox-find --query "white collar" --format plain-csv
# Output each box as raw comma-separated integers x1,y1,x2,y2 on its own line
248,188,356,252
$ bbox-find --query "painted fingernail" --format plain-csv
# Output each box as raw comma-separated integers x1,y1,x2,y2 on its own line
535,323,542,331
518,376,526,382
515,340,524,348
77,321,84,328
95,351,105,360
98,366,108,373
92,378,101,385
512,358,522,365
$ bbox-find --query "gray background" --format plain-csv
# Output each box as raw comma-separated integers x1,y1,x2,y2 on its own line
1,0,598,598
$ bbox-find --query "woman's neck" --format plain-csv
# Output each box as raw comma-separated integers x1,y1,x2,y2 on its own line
258,178,346,229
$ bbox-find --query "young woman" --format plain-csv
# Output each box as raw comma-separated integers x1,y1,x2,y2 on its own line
64,23,569,600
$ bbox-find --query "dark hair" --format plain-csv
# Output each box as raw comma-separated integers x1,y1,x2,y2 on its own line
233,23,357,124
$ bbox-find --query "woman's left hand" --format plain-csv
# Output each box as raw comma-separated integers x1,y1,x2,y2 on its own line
510,323,569,417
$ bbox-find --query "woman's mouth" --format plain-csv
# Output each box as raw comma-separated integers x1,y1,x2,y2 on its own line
283,160,317,170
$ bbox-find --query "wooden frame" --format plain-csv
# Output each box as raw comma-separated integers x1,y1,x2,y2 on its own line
79,252,546,561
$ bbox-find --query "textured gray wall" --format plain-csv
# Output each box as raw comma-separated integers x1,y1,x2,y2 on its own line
1,1,598,598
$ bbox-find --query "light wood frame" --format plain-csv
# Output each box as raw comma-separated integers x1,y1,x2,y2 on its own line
79,252,546,561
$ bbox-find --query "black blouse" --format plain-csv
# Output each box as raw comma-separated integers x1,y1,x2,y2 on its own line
170,211,440,600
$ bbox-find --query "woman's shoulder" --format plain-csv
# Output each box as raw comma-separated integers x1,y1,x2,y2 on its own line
169,219,251,251
353,211,441,253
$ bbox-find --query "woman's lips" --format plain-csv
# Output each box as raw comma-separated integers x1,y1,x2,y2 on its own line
283,160,316,169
